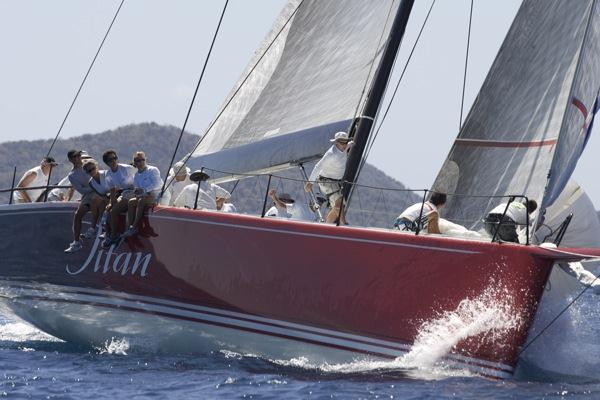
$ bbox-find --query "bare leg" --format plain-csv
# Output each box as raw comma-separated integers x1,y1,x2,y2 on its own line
72,205,88,242
132,195,154,228
325,198,342,224
92,198,108,227
90,197,101,227
132,201,145,228
127,198,138,228
109,198,129,239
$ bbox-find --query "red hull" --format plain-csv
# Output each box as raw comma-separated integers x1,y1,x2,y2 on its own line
0,203,566,377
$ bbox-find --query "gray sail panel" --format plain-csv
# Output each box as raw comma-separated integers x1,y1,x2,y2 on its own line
188,0,399,174
193,1,301,155
544,0,600,207
432,0,592,230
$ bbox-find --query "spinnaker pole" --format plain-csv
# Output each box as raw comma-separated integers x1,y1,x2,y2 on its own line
342,0,415,199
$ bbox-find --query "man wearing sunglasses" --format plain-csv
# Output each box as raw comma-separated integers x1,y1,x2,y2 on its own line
65,149,98,253
102,150,137,247
84,160,110,235
121,151,163,239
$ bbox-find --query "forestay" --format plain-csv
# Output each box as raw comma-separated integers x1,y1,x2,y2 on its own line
187,0,400,177
432,0,600,232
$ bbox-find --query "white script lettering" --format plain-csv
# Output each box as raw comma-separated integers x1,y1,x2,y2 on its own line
66,234,151,277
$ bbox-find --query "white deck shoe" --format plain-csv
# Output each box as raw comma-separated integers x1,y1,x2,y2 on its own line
64,241,83,253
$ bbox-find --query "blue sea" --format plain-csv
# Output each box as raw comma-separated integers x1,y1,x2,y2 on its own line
3,287,600,400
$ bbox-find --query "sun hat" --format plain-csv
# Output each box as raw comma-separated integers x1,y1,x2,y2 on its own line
190,170,210,182
278,193,295,204
330,131,350,142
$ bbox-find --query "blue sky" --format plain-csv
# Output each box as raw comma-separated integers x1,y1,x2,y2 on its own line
1,0,598,203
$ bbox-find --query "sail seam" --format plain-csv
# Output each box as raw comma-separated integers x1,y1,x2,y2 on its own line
454,138,558,148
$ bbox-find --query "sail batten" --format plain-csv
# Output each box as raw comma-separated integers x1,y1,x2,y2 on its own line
188,0,401,175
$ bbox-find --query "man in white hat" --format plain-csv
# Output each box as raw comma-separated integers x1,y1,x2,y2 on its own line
159,161,192,206
304,131,353,224
174,170,231,210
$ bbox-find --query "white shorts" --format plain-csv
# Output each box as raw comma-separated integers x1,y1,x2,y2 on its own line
317,177,343,206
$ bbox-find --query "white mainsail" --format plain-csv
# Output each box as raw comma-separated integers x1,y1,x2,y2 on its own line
187,0,401,177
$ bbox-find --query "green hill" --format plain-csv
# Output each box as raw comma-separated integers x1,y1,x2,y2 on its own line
0,123,419,228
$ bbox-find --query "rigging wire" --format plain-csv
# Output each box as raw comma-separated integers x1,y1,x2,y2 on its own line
518,269,600,356
459,0,474,130
350,0,397,127
46,0,126,158
159,0,229,198
163,0,305,193
357,0,437,179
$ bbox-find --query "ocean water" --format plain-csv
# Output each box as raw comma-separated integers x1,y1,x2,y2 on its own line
2,288,600,399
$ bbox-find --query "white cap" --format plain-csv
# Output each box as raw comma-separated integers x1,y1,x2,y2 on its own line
330,131,350,142
172,161,190,177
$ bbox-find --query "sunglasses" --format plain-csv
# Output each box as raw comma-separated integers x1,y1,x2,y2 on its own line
106,157,117,162
85,166,97,173
134,158,146,162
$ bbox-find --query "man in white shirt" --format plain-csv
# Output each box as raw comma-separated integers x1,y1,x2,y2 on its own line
174,170,231,210
395,192,447,234
84,160,110,237
12,156,57,203
484,198,537,243
122,151,163,238
265,189,315,221
217,198,237,213
304,131,353,224
159,161,192,206
101,150,137,247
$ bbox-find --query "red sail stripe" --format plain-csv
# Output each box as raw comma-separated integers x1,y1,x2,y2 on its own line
455,138,558,148
572,97,588,119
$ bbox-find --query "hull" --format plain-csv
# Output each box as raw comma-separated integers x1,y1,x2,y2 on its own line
0,203,558,378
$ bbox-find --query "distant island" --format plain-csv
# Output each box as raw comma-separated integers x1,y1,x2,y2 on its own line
0,123,419,228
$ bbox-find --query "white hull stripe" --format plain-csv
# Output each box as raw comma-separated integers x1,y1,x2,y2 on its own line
0,206,480,255
6,283,514,375
150,215,480,255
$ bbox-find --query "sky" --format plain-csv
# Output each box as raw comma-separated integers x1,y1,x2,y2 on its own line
0,0,598,203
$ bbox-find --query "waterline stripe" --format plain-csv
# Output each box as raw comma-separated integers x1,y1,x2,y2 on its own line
8,293,512,378
7,283,514,374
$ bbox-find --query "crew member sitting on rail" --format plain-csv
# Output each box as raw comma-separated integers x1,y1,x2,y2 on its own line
266,189,315,221
395,192,447,234
65,150,100,253
12,156,58,204
49,152,92,202
484,198,537,243
304,131,353,224
101,150,137,247
159,161,192,206
121,151,163,238
217,197,237,213
85,160,110,238
266,189,293,218
174,170,231,210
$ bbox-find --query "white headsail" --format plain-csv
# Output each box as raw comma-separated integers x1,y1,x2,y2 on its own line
432,0,600,232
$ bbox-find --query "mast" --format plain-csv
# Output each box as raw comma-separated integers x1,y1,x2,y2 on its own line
342,0,415,199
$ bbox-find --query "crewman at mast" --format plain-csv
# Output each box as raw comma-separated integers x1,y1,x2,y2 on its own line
304,131,353,224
